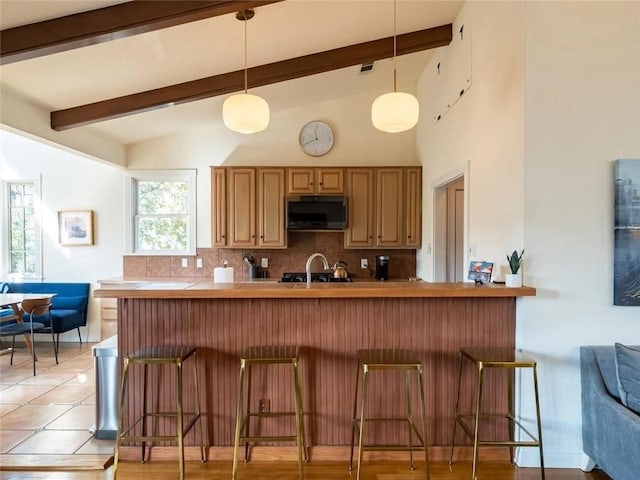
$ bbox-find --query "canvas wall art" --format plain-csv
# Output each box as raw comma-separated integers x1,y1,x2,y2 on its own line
614,159,640,306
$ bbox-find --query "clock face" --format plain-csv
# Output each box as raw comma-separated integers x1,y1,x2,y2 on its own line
299,121,334,157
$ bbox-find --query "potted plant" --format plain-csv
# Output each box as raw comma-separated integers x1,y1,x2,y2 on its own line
505,249,524,287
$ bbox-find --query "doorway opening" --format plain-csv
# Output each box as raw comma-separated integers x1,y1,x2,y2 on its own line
433,175,465,282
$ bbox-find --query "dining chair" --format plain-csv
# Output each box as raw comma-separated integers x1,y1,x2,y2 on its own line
0,297,55,375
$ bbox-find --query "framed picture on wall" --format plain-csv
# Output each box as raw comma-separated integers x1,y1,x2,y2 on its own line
468,261,493,284
58,210,94,246
614,159,640,306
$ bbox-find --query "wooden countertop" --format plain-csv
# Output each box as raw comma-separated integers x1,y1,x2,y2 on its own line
94,279,536,299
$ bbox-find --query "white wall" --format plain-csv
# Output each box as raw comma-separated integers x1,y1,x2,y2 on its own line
417,0,640,469
0,128,126,341
520,0,640,468
417,1,526,281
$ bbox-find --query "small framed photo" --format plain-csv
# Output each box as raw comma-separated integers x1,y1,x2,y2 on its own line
58,210,94,246
468,261,493,284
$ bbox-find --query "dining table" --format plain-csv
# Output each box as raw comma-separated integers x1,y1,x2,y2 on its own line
0,293,56,357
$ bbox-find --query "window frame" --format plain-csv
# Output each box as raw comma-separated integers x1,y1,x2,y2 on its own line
1,178,43,279
124,170,197,256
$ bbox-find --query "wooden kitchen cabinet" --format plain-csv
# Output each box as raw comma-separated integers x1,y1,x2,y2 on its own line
212,167,286,248
257,168,286,247
344,166,422,249
375,168,404,247
287,168,343,194
345,168,375,248
227,168,256,247
211,168,227,247
405,167,422,247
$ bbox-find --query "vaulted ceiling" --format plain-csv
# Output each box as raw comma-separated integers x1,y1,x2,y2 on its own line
0,1,463,145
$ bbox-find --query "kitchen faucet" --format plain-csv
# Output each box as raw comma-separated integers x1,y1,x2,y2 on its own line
305,253,330,286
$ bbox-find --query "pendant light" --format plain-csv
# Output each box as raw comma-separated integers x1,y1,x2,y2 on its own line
223,9,269,134
371,0,419,133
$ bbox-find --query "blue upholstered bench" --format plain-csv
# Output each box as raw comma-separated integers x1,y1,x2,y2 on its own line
1,282,90,349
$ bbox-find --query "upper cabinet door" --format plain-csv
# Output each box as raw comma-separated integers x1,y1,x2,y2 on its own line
315,168,343,194
345,168,374,248
405,168,422,247
287,168,315,194
211,168,227,247
258,168,286,248
228,168,256,247
287,168,344,194
376,168,404,248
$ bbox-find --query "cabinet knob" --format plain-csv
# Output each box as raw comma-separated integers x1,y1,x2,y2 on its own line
378,235,381,239
222,235,225,239
369,236,373,239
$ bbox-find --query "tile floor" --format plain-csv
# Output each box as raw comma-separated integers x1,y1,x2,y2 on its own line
0,340,115,457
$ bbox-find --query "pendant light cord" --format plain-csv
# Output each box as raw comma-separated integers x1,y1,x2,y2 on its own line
243,11,248,94
393,0,397,93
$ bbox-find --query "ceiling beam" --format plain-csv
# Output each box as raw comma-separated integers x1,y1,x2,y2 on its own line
0,1,283,65
50,24,452,131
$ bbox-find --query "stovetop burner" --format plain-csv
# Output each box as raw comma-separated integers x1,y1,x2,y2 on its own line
280,272,352,283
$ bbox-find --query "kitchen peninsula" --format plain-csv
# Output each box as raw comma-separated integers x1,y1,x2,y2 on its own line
94,280,535,460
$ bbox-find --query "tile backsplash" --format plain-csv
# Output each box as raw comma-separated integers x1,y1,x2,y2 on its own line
123,232,416,281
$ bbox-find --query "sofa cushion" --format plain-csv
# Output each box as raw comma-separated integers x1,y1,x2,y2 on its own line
51,296,86,311
594,347,623,401
614,343,640,415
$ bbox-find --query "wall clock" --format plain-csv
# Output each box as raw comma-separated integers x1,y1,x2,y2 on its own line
298,120,334,157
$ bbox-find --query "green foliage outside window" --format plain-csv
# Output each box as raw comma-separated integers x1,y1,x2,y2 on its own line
9,183,36,274
135,181,189,251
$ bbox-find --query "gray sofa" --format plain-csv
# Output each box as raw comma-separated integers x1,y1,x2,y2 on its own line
580,345,640,480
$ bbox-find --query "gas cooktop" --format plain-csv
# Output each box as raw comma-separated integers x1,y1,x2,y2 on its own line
280,272,352,283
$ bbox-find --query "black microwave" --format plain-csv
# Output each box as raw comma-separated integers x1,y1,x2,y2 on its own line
287,195,347,231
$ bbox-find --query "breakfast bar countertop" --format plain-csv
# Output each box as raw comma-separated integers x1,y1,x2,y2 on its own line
94,278,536,299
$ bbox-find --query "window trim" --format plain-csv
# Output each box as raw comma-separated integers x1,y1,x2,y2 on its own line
1,177,43,279
125,170,197,256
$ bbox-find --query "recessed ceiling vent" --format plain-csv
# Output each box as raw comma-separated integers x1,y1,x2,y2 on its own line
359,62,375,74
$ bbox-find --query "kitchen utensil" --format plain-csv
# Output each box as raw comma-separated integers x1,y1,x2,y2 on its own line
333,261,349,279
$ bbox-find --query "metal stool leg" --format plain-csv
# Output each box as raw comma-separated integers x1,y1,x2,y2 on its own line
533,365,545,480
243,362,252,462
356,365,369,480
192,352,205,463
141,363,148,463
349,360,361,471
232,360,246,480
177,360,185,480
449,351,464,468
113,358,130,480
472,364,485,480
406,370,415,470
292,359,305,477
417,365,430,480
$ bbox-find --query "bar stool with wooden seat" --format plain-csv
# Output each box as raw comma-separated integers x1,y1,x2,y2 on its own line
232,345,307,480
449,347,544,480
350,348,430,480
113,345,205,480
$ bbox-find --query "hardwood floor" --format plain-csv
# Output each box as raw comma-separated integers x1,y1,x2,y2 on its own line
0,461,613,480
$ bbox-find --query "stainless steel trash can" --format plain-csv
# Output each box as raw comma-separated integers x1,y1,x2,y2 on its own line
92,335,118,439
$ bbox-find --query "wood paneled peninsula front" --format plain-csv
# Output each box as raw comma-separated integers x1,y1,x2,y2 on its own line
94,281,535,460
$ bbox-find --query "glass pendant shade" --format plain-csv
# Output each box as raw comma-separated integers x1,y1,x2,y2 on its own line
371,91,419,133
223,93,269,134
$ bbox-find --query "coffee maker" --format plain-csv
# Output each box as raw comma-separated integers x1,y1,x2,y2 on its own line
375,255,389,281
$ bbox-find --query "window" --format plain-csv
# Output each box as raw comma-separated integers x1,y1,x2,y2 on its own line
2,180,42,278
125,170,196,255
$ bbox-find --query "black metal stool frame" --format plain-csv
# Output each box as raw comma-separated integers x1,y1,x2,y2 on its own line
449,347,544,480
113,345,205,480
349,348,430,480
